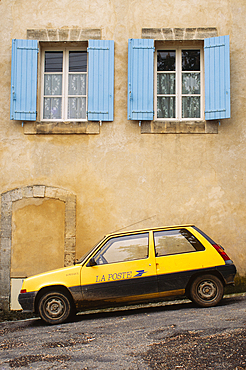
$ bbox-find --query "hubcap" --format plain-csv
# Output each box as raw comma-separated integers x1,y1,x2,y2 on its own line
197,280,217,301
45,297,65,318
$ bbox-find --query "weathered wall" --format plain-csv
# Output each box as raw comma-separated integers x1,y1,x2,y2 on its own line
0,0,246,308
11,198,65,277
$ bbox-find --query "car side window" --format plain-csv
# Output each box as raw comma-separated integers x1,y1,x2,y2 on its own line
154,229,204,257
94,233,149,265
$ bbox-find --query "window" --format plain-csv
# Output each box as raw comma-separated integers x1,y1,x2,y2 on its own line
42,48,87,121
127,35,230,124
154,229,205,257
156,47,203,120
10,39,114,124
93,233,149,265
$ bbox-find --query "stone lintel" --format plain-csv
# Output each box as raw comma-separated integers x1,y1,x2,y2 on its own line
141,121,218,134
142,27,218,40
23,122,100,135
27,28,101,41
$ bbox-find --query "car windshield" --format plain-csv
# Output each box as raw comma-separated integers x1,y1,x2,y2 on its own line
77,238,105,264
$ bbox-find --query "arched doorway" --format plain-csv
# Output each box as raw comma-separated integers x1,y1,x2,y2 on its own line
0,185,76,311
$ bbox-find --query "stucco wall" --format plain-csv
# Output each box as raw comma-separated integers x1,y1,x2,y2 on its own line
0,0,246,308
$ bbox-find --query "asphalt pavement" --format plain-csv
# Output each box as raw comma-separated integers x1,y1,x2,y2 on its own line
0,294,245,369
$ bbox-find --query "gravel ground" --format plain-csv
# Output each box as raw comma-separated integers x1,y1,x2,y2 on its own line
0,294,245,369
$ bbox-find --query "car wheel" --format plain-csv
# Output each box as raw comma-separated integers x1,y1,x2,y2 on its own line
38,291,72,325
190,274,224,307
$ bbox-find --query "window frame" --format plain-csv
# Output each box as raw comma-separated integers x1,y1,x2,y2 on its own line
154,41,204,122
154,228,205,257
40,44,88,122
93,232,149,265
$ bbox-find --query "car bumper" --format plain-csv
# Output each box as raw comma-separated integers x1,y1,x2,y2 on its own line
18,292,37,312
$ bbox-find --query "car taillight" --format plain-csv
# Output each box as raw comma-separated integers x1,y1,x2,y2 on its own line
20,289,27,294
212,244,230,261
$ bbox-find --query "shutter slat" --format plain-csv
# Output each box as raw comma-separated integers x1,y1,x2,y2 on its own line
87,40,114,121
128,39,154,121
204,35,230,120
10,39,38,121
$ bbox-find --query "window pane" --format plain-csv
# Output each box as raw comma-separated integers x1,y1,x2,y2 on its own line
44,74,62,95
154,229,204,257
94,233,149,265
68,74,86,95
182,73,200,94
69,51,87,72
157,51,175,71
67,97,86,119
157,73,175,94
182,96,200,118
182,50,200,71
45,52,63,72
157,97,175,118
43,97,62,119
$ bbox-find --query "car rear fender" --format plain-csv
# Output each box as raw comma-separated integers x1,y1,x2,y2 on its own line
185,269,225,298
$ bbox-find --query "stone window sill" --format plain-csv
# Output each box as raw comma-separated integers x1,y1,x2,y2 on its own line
23,121,100,135
141,120,218,134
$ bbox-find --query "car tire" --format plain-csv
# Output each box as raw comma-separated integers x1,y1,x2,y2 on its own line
190,274,224,307
38,291,72,325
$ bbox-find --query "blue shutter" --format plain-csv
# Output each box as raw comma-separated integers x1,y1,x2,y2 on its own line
10,39,38,121
204,35,230,120
128,39,154,121
87,40,114,121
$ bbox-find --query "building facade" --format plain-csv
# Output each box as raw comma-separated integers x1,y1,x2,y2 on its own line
0,0,246,310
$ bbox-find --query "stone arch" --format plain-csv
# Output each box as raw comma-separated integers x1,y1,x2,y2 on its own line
0,185,76,310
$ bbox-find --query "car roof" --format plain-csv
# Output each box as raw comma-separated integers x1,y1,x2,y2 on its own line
105,224,195,238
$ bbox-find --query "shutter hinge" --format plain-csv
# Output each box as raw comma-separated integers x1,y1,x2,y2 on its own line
132,110,154,113
88,111,109,114
204,43,225,49
132,46,155,50
205,109,226,113
15,110,36,114
87,47,109,51
17,46,39,51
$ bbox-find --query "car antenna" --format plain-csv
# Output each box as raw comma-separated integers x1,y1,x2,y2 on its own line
111,214,157,233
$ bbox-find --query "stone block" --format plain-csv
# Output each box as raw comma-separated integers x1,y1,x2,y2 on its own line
185,28,197,40
47,29,58,41
86,122,100,134
45,187,58,199
10,188,23,202
174,28,185,40
205,121,219,133
196,27,218,39
142,28,163,39
70,29,81,41
1,220,12,238
21,186,34,198
65,237,76,252
1,192,12,203
0,238,11,254
64,252,76,266
141,121,218,134
58,29,69,41
33,185,45,198
27,29,48,41
79,29,101,40
142,27,218,41
55,188,68,202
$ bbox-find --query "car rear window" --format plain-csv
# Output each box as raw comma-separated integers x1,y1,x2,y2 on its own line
154,229,205,257
192,226,216,245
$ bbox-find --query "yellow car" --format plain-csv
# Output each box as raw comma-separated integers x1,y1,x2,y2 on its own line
18,225,236,324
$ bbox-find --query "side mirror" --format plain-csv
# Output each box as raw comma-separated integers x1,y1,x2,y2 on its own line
87,257,97,267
